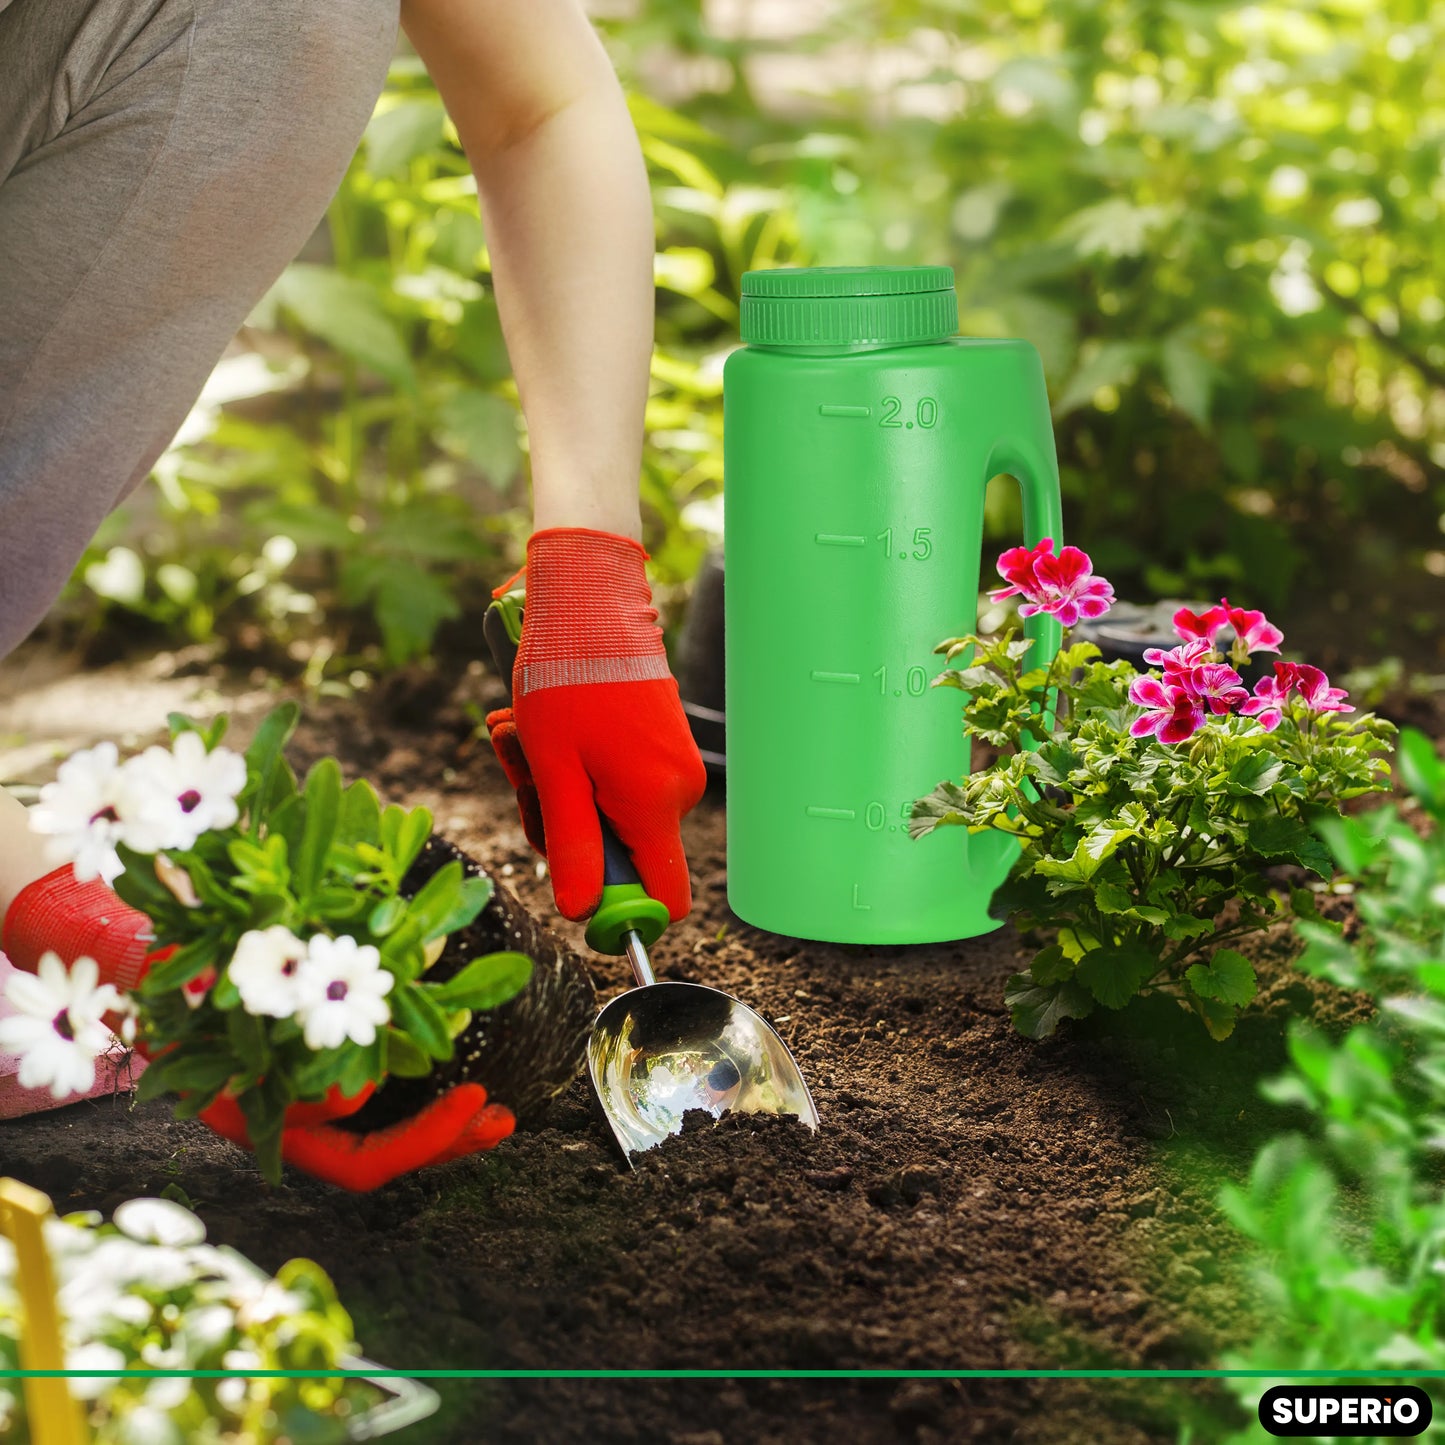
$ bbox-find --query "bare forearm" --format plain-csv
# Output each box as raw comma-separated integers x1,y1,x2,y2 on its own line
0,787,47,923
402,0,652,539
474,93,652,538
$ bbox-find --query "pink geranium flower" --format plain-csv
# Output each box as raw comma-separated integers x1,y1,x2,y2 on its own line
1239,668,1292,732
1220,599,1284,658
1128,676,1206,744
1019,546,1115,628
1142,638,1214,680
1172,604,1230,646
988,538,1055,604
1183,662,1249,715
1292,664,1353,715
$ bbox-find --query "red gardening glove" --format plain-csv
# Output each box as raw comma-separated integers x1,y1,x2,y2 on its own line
484,706,546,857
3,866,157,994
199,1084,515,1192
487,528,707,923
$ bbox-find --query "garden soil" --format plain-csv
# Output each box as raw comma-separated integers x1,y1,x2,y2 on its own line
0,646,1409,1445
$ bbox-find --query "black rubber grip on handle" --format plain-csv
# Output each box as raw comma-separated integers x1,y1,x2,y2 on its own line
601,819,642,888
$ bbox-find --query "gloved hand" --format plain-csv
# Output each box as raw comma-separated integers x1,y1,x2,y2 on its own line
2,867,514,1188
199,1084,514,1193
486,527,707,923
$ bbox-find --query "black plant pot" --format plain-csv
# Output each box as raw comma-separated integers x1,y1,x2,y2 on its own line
675,546,726,778
343,836,596,1132
1073,599,1273,689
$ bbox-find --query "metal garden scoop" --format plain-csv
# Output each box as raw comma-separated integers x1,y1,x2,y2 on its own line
485,594,819,1165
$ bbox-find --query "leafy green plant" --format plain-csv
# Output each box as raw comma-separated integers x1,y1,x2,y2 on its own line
8,704,531,1183
1218,730,1445,1405
912,542,1393,1039
64,3,1443,667
0,1195,388,1442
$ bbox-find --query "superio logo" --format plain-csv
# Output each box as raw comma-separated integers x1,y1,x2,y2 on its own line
1259,1385,1432,1437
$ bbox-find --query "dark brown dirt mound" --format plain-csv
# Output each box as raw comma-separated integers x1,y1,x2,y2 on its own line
0,662,1385,1443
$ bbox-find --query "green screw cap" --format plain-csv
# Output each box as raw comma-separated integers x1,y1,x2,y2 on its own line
740,265,958,348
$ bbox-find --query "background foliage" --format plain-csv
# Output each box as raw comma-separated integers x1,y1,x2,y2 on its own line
62,0,1445,674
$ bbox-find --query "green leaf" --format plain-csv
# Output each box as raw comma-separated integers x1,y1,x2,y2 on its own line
1052,341,1147,419
244,703,301,828
1004,975,1094,1038
1093,881,1133,914
382,806,433,879
1163,913,1215,941
1028,944,1072,986
338,778,383,848
242,501,356,550
1247,813,1333,877
238,1073,290,1186
369,896,407,938
112,846,187,921
289,1047,350,1098
1398,728,1444,817
365,97,446,179
272,264,416,391
225,1007,272,1076
385,1028,433,1078
389,983,454,1061
376,567,461,664
336,1037,385,1098
430,951,533,1011
1186,949,1258,1007
908,781,971,839
1227,752,1285,796
436,391,520,481
404,859,463,941
431,876,494,940
1036,836,1108,885
1312,813,1384,876
140,937,222,995
454,297,511,381
1160,331,1217,429
294,757,343,900
1196,997,1240,1041
158,1052,239,1097
1075,944,1158,1009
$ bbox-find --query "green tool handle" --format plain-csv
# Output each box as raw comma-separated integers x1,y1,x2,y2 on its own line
483,598,669,958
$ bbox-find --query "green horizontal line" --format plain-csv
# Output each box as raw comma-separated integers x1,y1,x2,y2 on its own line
3,1370,1445,1380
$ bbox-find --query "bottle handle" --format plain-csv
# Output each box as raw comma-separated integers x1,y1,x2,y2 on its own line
990,438,1065,673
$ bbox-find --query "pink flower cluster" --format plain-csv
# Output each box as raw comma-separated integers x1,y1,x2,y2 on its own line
1126,608,1352,745
984,542,1353,747
989,538,1115,628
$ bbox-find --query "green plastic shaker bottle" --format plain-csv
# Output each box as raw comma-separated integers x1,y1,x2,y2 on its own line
724,265,1063,944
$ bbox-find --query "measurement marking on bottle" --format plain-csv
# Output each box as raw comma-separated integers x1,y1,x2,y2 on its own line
807,806,856,820
814,533,866,547
810,670,860,685
852,883,872,910
818,404,871,418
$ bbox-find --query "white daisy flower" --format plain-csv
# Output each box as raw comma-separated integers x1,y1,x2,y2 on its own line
124,731,247,850
0,953,125,1098
64,1340,126,1400
28,743,139,884
295,934,394,1051
218,1347,262,1411
228,926,308,1018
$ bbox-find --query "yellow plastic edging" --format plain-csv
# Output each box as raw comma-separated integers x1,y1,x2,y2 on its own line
0,1178,90,1445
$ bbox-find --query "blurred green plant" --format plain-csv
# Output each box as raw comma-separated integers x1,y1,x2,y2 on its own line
1220,730,1445,1413
70,0,1445,669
